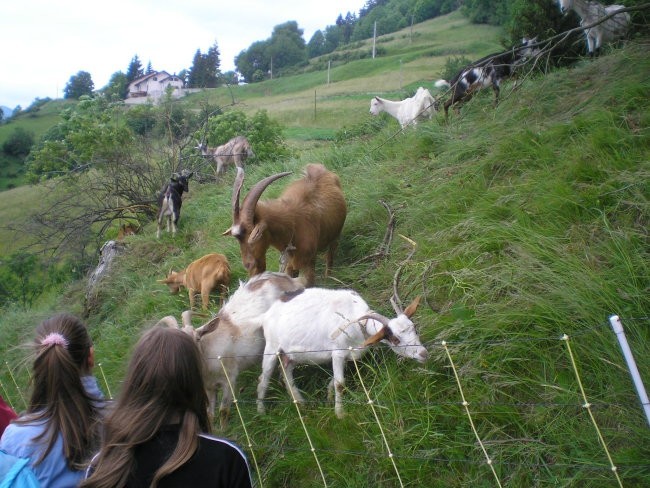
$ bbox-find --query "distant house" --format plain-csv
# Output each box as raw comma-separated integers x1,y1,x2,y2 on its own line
126,71,184,102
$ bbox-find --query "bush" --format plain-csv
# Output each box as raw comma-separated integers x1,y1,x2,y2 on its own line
2,127,34,156
203,110,290,162
125,103,157,135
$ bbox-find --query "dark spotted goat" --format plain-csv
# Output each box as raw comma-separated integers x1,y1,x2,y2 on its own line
435,37,539,118
156,170,193,238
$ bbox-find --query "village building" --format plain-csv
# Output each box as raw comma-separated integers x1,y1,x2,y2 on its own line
125,71,185,104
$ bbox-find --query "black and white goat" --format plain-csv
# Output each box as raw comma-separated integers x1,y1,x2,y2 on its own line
435,37,539,118
156,170,193,238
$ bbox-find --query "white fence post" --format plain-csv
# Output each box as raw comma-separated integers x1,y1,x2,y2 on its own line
609,315,650,428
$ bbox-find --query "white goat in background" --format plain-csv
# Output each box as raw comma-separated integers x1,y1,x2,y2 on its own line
369,87,436,128
257,288,429,418
557,0,630,56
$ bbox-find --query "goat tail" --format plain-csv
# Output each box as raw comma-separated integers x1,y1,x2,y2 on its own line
435,79,450,88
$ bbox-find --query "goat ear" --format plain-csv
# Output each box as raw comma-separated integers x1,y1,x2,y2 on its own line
248,222,267,244
403,295,422,318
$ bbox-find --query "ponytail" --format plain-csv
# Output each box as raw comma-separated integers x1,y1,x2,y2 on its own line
19,313,101,469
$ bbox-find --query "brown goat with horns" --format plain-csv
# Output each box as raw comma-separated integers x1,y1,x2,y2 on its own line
223,165,347,286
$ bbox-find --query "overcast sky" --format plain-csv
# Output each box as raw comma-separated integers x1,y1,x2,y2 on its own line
0,0,367,109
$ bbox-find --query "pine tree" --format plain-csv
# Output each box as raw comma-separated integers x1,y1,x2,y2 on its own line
124,55,144,98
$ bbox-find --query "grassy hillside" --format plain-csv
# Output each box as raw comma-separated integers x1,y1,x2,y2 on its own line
0,12,648,487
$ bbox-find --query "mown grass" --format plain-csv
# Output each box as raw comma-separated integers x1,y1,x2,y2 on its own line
0,13,649,488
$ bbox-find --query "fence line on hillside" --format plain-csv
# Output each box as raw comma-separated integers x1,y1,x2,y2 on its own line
1,316,648,486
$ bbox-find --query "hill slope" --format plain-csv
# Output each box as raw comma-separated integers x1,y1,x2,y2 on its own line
0,15,648,488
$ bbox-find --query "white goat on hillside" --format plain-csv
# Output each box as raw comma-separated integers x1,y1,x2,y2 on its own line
369,87,436,128
257,288,429,418
158,271,304,428
557,0,630,56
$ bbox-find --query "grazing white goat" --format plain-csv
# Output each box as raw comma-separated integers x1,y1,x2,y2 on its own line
557,0,630,56
257,288,429,418
369,87,436,128
166,271,304,428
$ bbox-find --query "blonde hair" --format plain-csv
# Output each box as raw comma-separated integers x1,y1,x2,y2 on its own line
81,326,210,488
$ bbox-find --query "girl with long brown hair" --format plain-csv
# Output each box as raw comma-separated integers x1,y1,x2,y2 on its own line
0,313,105,486
81,326,252,488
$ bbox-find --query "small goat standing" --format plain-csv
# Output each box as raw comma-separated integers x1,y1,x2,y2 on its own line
257,288,429,418
369,87,436,128
435,37,539,118
158,253,231,310
556,0,630,56
156,171,193,238
196,136,254,180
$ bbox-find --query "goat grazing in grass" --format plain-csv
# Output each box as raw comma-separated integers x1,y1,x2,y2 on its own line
162,271,305,428
224,165,347,287
257,289,428,418
556,0,630,57
196,136,254,180
156,170,193,238
435,37,539,118
158,253,231,310
369,87,436,128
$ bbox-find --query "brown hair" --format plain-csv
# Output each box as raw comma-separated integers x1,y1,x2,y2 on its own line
18,313,100,469
81,326,210,488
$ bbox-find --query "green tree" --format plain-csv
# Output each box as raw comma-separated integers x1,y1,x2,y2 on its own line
64,71,94,99
307,30,327,58
2,127,34,156
0,252,44,310
235,40,270,83
267,22,307,76
125,55,144,98
188,42,222,88
26,96,134,180
103,71,128,100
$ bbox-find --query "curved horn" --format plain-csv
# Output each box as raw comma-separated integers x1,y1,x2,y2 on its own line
240,171,292,226
231,167,245,223
357,312,390,327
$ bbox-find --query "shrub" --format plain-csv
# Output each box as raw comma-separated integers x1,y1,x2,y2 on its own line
2,127,34,156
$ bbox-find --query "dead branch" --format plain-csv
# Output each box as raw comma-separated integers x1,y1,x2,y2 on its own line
390,234,417,314
351,200,403,267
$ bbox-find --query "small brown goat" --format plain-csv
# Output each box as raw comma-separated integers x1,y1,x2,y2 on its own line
223,164,347,286
158,253,231,310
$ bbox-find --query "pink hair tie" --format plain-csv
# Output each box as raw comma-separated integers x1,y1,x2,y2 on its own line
41,332,69,348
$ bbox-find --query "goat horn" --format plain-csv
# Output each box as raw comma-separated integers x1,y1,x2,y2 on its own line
231,167,245,223
240,171,292,227
357,312,390,327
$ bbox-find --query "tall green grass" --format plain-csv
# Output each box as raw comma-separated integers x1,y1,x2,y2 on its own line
0,22,648,488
